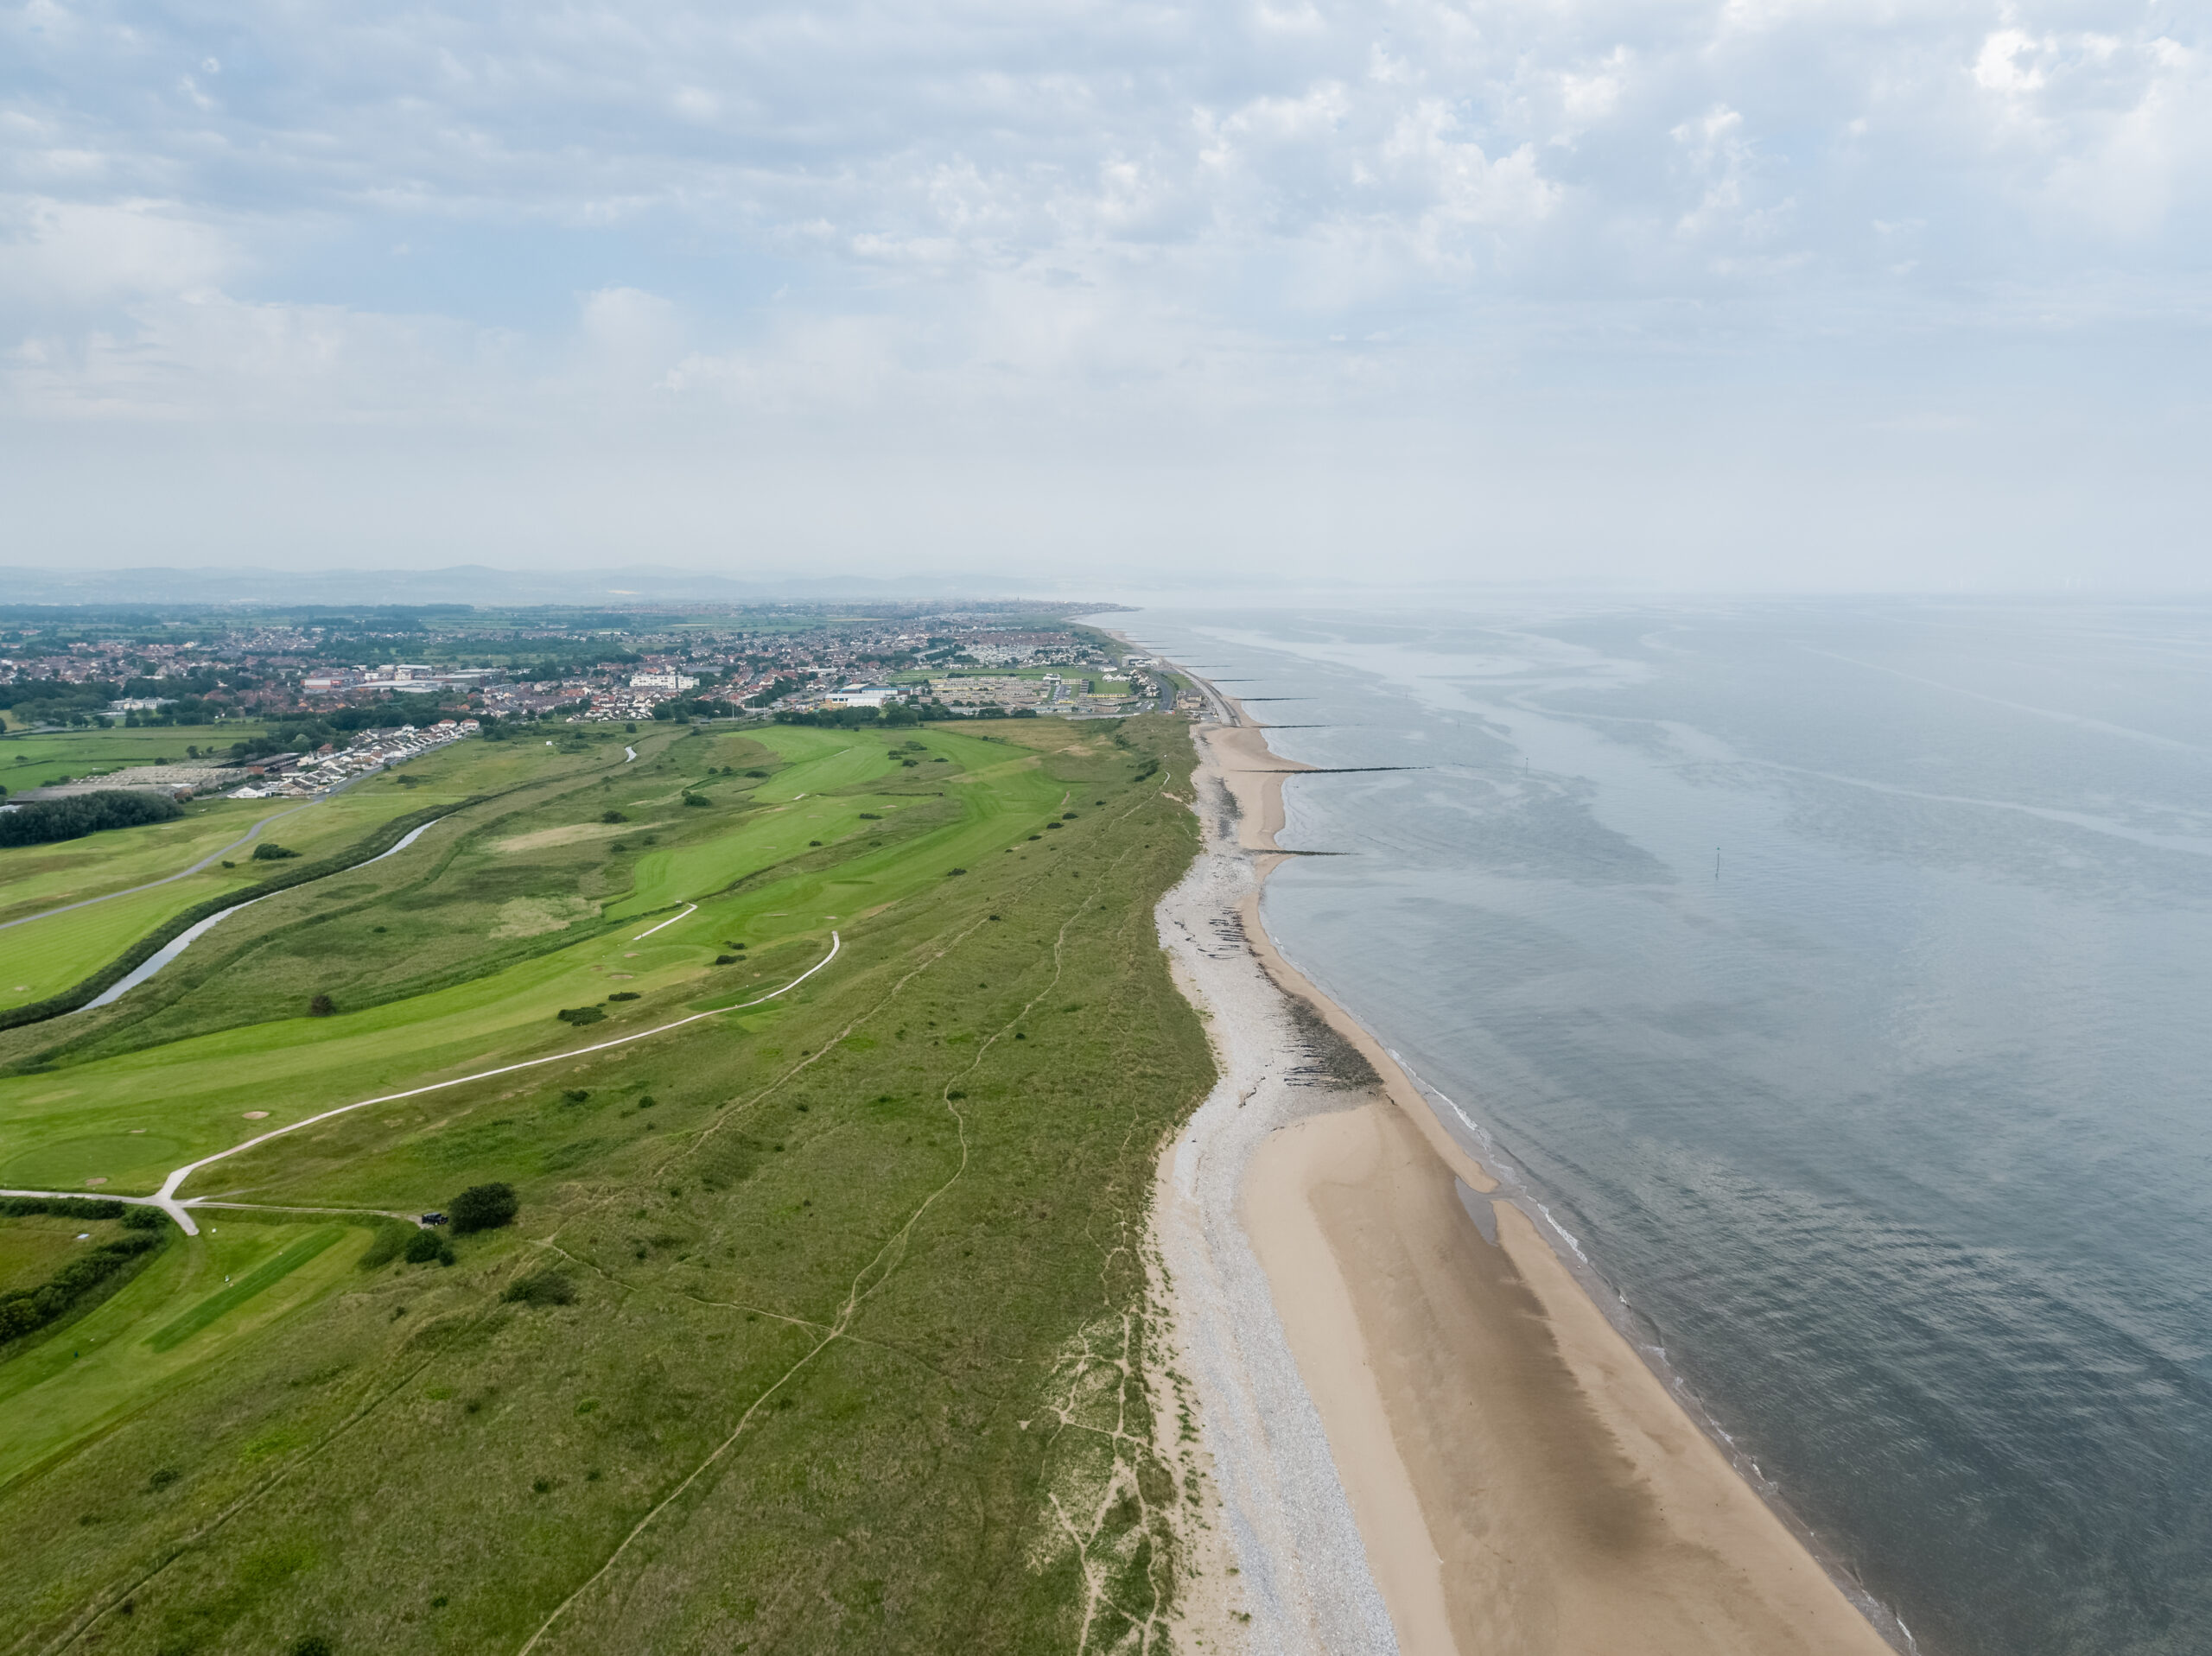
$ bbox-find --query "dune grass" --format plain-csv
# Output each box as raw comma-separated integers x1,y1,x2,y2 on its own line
0,714,1215,1656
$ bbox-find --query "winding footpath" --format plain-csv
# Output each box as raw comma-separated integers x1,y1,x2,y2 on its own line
2,932,841,1235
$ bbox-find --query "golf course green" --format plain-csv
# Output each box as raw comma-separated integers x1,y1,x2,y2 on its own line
0,714,1216,1655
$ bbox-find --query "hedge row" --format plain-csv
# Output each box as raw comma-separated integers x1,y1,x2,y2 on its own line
0,1228,168,1346
0,790,183,847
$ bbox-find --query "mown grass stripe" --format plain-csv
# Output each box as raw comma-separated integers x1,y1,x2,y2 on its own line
143,1227,344,1352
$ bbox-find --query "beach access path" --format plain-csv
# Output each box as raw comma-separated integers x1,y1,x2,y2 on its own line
1148,680,1906,1655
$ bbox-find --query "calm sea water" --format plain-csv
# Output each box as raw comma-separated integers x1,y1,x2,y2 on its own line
1122,599,2212,1656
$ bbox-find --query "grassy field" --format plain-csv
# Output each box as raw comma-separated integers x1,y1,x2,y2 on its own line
0,726,267,794
0,733,645,1016
0,714,1216,1654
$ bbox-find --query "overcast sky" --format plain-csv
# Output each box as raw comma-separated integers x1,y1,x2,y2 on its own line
3,0,2207,589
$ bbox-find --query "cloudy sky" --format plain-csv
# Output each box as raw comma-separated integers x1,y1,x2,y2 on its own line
3,0,2206,588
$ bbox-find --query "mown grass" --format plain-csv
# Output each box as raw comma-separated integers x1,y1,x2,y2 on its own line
0,715,1214,1655
0,733,598,1014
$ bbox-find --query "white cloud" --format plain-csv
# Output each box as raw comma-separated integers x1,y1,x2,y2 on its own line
0,0,2205,581
0,197,236,305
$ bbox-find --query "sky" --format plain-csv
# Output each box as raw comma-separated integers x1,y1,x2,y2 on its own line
2,0,2208,591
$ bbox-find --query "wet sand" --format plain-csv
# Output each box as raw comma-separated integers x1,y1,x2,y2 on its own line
1153,684,1900,1655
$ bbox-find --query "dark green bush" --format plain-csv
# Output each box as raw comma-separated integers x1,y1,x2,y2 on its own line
556,1006,607,1025
308,993,335,1017
120,1205,168,1231
449,1183,519,1234
404,1228,449,1265
251,841,301,860
607,991,639,1001
601,809,627,823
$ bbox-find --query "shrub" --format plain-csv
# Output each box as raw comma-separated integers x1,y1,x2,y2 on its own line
637,1094,658,1108
120,1205,168,1232
857,811,880,820
607,991,639,1001
945,867,967,876
251,841,301,860
404,1228,449,1265
715,954,738,965
501,1269,576,1307
744,769,766,777
292,1636,334,1656
601,809,628,823
682,792,709,807
308,993,335,1017
562,1088,590,1103
449,1183,519,1234
556,1006,607,1025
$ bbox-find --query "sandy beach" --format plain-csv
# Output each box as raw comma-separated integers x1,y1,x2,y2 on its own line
1150,681,1903,1655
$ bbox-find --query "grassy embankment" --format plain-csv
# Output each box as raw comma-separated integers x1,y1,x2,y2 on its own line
0,714,1215,1655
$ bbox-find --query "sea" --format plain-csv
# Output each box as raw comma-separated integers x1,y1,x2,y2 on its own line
1117,598,2212,1656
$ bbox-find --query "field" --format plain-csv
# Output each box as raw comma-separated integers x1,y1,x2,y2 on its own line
0,714,1215,1654
0,726,268,794
0,733,619,1015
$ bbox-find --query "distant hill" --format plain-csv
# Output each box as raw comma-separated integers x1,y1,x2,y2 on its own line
0,564,1090,608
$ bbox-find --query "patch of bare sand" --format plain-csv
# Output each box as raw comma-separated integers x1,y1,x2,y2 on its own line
1249,1103,1896,1656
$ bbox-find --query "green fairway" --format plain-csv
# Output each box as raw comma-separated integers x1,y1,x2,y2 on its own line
0,714,1216,1655
0,733,655,1018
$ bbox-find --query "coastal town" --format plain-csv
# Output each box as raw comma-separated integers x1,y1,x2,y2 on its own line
0,606,1187,805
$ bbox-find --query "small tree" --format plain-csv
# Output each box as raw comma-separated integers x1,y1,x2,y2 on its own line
404,1227,451,1265
449,1183,519,1234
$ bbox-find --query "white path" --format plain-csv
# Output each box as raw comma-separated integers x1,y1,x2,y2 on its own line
631,903,696,941
2,932,840,1235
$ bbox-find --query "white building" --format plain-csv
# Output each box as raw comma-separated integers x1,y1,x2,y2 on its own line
630,671,700,691
823,683,896,708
